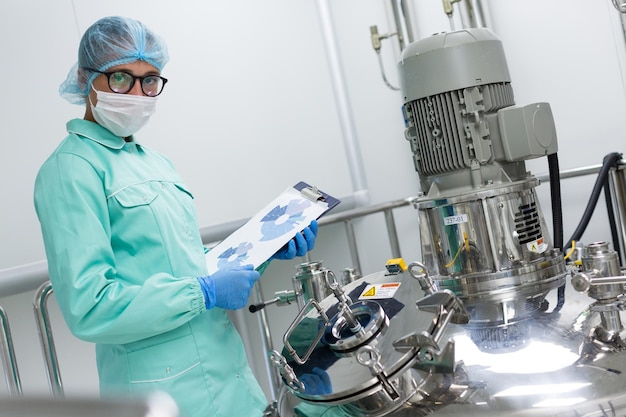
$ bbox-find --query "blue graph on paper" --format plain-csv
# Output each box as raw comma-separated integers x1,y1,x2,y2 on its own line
216,242,253,269
260,199,311,241
204,184,332,274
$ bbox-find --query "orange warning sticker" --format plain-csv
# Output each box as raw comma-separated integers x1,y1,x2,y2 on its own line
359,282,401,300
526,237,547,254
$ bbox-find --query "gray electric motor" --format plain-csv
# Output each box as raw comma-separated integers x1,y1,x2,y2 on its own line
399,28,565,351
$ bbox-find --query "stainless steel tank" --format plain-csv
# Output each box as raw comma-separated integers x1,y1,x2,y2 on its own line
270,27,626,417
274,242,626,416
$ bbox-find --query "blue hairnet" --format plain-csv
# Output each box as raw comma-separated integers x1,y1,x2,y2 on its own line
60,16,169,105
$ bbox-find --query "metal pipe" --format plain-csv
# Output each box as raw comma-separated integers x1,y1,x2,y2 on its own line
315,0,370,207
0,260,49,299
609,164,626,264
384,209,402,259
253,284,281,402
400,0,418,44
32,281,63,397
535,164,603,183
0,305,22,396
474,0,494,28
319,197,414,225
0,163,611,300
344,219,362,274
390,0,406,50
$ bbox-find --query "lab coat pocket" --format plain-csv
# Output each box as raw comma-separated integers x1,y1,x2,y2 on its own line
112,182,159,207
126,332,202,392
173,182,194,200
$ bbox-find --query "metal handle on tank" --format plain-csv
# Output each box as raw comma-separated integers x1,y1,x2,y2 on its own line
408,261,437,294
282,299,330,365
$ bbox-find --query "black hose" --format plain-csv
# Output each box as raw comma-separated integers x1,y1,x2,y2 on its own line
547,153,565,312
604,180,623,265
565,152,623,249
548,153,563,251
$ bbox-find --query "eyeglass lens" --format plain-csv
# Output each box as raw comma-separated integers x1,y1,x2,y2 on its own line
108,72,165,96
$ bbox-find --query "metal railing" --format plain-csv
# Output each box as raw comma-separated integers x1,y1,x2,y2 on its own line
33,282,63,397
315,196,413,273
0,162,613,397
0,305,21,396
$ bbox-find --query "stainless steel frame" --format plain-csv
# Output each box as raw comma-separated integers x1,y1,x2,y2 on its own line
0,162,619,403
0,305,21,396
33,281,62,397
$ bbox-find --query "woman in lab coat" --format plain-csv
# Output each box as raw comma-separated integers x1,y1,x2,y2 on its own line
34,16,317,417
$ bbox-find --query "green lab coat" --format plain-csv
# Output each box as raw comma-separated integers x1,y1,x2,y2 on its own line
34,119,267,417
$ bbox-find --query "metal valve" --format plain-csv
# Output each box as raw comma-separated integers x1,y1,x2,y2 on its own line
269,350,304,393
572,242,626,343
249,290,298,313
324,270,363,334
356,345,400,400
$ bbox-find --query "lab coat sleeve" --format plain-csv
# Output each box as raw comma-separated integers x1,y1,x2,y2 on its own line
34,152,206,345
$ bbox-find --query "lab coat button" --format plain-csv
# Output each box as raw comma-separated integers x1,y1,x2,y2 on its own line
236,373,241,379
166,367,171,374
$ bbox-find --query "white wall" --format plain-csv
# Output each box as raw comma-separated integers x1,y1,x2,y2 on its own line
1,0,625,403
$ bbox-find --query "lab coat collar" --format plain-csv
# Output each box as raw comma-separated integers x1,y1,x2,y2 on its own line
66,118,129,150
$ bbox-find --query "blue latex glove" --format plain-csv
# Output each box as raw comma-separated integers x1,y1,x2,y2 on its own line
272,220,318,260
300,367,332,395
197,265,260,310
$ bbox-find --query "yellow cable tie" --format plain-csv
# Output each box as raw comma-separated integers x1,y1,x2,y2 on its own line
445,232,470,268
564,240,576,260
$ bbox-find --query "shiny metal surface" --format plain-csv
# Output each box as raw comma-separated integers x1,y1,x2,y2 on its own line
414,179,568,351
32,281,62,397
280,270,431,404
0,305,21,396
278,260,626,416
293,261,333,308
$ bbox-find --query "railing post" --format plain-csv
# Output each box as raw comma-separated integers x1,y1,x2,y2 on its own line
344,218,362,274
383,208,402,259
0,305,22,396
33,281,63,397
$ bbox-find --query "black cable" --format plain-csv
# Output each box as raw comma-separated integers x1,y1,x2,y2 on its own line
547,153,565,312
604,180,623,265
548,153,563,251
565,152,623,249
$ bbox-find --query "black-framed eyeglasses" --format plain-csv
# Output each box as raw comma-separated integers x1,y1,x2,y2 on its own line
85,68,168,97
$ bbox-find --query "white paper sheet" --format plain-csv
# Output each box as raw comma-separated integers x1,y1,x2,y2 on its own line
205,184,332,274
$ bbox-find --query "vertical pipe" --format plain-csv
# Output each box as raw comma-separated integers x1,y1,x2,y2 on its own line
474,0,494,28
315,0,370,207
384,209,402,259
400,0,418,44
390,0,407,50
33,281,63,397
344,219,362,273
0,306,22,396
463,0,479,28
253,284,281,402
609,165,626,266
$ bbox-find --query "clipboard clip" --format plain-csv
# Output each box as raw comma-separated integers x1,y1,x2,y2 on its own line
301,185,325,202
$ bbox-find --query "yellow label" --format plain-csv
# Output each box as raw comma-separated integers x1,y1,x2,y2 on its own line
362,287,376,297
359,282,401,300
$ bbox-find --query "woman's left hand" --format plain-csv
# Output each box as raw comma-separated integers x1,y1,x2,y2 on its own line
271,220,318,260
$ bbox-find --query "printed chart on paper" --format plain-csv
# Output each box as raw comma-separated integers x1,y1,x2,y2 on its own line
205,182,339,274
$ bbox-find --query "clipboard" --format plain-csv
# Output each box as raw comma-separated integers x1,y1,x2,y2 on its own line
205,181,340,274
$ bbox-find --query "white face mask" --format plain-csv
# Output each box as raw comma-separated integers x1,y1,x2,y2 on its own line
89,87,157,138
